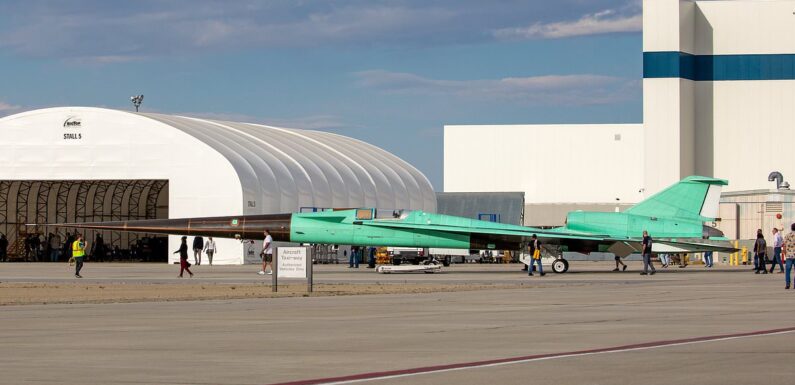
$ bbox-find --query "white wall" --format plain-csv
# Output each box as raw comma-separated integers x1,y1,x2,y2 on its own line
0,107,246,264
695,0,795,55
444,124,644,204
709,80,795,192
694,0,795,191
641,0,699,196
643,0,687,53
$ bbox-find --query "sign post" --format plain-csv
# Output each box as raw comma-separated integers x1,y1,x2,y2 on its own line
273,246,313,293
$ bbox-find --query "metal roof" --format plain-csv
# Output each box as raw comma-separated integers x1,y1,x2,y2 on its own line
140,113,436,213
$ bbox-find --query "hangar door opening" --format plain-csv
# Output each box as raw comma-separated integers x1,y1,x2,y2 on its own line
0,180,168,262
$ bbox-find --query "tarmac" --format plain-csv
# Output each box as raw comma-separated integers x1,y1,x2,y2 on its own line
1,262,794,385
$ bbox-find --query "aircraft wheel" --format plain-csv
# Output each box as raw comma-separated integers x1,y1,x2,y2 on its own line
442,256,451,267
552,259,569,274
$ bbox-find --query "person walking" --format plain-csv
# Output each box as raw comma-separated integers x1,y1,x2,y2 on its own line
91,234,105,262
0,233,8,262
258,230,273,275
678,252,688,268
368,247,376,268
30,234,41,262
192,236,204,265
23,234,32,261
754,231,768,274
753,229,762,271
528,234,545,277
35,233,44,262
640,230,656,275
49,232,62,262
703,251,714,268
349,246,360,268
45,233,53,262
658,253,669,268
769,228,784,273
71,234,86,278
62,232,74,262
174,236,193,278
614,253,629,271
204,236,217,266
782,223,795,289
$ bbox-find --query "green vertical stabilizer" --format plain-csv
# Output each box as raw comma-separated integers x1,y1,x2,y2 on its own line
625,176,727,222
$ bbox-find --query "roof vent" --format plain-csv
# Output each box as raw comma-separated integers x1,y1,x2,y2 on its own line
768,171,789,189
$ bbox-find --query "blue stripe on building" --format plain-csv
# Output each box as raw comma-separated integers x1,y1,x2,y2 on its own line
643,52,795,81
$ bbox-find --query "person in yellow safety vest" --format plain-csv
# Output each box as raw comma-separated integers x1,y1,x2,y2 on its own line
528,234,545,277
72,233,86,278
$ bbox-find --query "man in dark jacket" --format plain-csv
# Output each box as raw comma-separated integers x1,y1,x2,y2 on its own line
754,231,768,274
640,230,656,276
62,232,74,261
30,234,41,262
192,236,204,265
0,234,8,262
528,234,545,277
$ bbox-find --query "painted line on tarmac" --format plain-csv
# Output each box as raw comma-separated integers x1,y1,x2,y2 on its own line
268,326,795,385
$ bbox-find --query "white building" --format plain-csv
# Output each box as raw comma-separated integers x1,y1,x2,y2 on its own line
445,0,795,225
0,107,435,263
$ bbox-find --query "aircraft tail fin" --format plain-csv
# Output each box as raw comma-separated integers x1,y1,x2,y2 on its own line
626,176,727,221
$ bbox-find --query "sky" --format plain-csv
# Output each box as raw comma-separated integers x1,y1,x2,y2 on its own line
0,0,643,190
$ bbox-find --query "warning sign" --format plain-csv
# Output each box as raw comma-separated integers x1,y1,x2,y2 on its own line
277,247,308,279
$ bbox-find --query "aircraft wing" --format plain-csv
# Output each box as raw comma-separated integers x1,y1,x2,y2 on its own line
362,220,737,257
606,238,738,257
360,220,611,241
361,219,638,254
653,239,738,254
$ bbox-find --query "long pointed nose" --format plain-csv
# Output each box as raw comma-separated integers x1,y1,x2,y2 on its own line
45,214,292,241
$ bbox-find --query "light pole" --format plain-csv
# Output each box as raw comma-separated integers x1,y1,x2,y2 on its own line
130,94,144,112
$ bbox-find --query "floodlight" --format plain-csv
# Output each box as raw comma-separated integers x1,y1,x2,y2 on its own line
130,94,144,112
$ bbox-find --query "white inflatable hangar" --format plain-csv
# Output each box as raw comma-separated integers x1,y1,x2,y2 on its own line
0,107,436,264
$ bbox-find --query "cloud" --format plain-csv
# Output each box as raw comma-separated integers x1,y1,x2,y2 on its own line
493,2,641,40
0,101,22,117
0,1,635,61
354,70,639,105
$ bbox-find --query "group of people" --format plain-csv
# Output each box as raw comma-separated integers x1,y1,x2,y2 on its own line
174,235,218,278
347,246,376,269
753,227,785,274
21,232,73,262
753,227,795,276
184,235,218,266
527,226,795,289
752,224,795,289
0,232,135,263
159,229,340,278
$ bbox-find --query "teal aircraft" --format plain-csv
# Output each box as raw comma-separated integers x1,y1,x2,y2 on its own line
44,176,737,273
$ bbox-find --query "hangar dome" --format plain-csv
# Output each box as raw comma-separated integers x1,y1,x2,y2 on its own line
0,107,435,264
